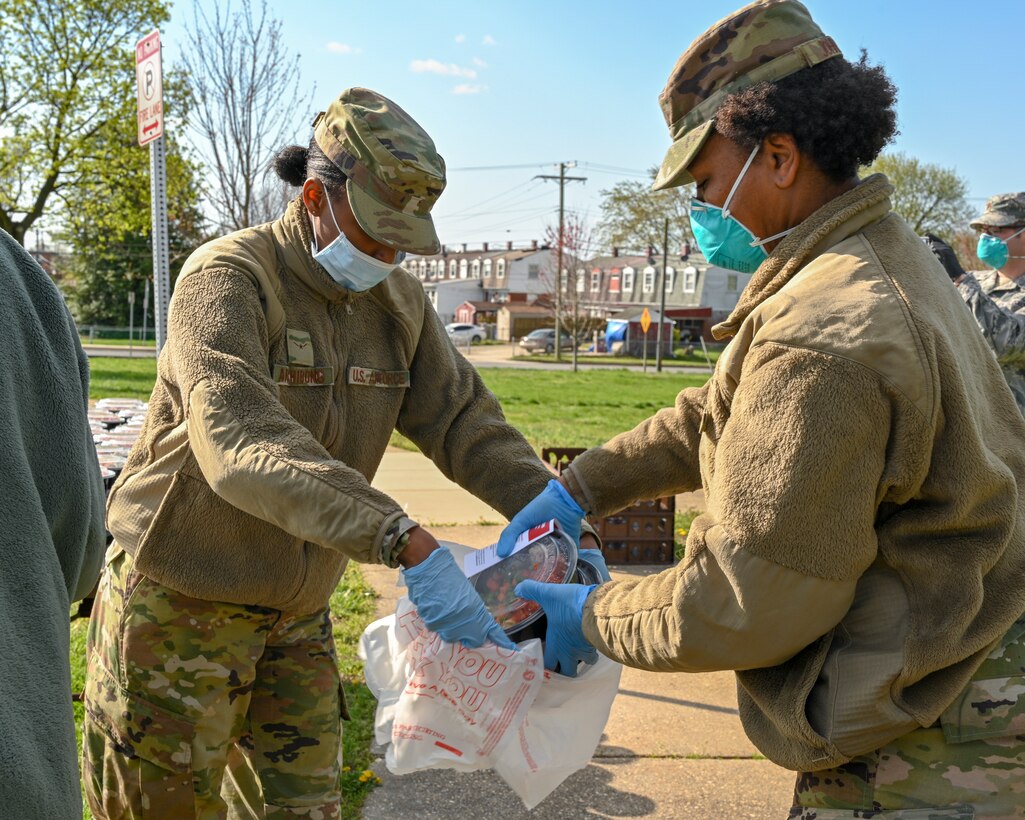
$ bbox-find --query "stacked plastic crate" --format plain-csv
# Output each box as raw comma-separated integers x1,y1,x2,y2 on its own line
541,447,676,565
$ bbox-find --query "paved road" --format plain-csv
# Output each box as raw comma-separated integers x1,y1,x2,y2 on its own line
82,339,715,376
82,344,156,358
448,341,714,374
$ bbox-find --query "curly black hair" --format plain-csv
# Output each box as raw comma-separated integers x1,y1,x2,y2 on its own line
714,51,898,182
273,139,347,192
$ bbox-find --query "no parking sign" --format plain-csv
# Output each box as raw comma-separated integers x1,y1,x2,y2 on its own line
135,30,163,146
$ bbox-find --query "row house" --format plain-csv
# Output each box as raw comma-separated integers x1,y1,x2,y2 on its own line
401,241,555,326
567,247,752,341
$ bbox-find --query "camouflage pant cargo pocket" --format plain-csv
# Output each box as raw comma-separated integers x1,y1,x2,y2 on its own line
791,618,1025,819
83,667,197,819
939,618,1025,745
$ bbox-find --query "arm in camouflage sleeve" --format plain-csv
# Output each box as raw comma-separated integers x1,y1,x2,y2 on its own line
395,300,554,520
958,275,1025,360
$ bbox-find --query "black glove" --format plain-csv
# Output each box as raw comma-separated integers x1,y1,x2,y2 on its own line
923,233,966,282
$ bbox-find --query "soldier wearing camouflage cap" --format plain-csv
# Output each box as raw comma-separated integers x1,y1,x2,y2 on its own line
926,193,1025,415
500,2,1025,817
82,87,600,815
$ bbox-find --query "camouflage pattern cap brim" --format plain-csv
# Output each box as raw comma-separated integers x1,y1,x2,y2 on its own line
653,120,715,190
347,179,441,255
654,0,841,191
970,192,1025,230
312,88,446,254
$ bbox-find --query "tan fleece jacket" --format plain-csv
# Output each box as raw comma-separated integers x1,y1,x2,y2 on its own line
106,199,554,614
564,175,1025,771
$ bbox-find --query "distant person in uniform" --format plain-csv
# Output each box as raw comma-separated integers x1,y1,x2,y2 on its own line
0,228,106,818
925,192,1025,413
499,2,1025,816
81,88,598,817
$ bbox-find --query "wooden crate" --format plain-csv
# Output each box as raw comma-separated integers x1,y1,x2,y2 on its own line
541,447,676,565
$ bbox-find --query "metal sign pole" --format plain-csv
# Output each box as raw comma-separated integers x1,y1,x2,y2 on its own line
128,290,136,357
142,276,150,344
150,134,171,353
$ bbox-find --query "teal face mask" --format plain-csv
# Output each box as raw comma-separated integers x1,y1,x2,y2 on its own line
688,145,793,274
977,226,1025,270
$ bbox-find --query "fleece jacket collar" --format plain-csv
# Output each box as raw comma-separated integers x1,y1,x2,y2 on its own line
713,174,894,340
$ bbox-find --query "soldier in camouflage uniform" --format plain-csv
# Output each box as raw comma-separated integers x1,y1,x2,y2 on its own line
929,194,1025,414
83,87,598,817
499,2,1025,818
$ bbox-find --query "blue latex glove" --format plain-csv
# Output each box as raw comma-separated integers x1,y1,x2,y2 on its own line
578,549,612,582
514,580,598,676
403,548,515,649
497,480,585,557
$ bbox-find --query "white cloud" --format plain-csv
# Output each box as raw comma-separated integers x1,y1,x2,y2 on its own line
410,59,477,79
472,57,488,68
482,34,497,46
454,33,466,43
453,84,487,95
326,42,361,55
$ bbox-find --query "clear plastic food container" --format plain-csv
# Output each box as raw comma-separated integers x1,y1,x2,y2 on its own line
472,528,578,640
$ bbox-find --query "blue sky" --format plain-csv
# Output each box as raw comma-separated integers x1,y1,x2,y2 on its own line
161,0,1024,249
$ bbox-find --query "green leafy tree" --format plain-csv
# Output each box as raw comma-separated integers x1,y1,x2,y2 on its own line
60,76,206,327
0,0,169,245
596,168,694,256
866,152,971,235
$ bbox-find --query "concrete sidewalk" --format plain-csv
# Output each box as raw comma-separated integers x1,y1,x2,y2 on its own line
363,450,794,818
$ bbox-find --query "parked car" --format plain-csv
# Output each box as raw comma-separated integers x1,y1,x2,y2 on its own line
445,322,487,344
518,327,575,354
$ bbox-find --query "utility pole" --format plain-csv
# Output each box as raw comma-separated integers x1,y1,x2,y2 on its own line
656,217,669,372
535,162,586,360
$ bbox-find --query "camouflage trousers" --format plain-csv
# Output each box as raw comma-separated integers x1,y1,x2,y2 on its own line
790,617,1025,819
82,548,344,819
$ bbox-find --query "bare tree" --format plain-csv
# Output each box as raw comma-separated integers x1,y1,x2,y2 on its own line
181,0,313,231
542,214,606,371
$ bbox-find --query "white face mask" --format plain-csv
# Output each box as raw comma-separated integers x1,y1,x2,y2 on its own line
311,195,403,291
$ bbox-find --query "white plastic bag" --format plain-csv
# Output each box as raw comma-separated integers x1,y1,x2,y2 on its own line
493,652,621,808
359,597,622,809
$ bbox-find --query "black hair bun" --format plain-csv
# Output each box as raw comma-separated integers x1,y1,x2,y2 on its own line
273,145,309,186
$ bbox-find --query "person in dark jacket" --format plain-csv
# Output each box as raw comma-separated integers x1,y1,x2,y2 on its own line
0,227,106,818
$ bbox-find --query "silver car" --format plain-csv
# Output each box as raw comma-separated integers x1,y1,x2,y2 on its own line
445,322,487,344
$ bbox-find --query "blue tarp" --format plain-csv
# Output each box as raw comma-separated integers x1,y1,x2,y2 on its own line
604,320,628,348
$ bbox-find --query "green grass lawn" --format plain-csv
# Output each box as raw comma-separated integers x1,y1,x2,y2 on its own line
514,348,720,369
392,366,707,452
88,356,158,400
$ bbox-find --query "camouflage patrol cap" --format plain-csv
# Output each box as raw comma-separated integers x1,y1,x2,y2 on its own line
313,88,446,255
970,193,1025,230
653,0,842,190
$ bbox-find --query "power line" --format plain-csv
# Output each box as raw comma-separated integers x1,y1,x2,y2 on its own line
434,178,539,219
446,162,558,172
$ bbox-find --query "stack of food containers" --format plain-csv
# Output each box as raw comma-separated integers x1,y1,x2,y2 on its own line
90,398,147,493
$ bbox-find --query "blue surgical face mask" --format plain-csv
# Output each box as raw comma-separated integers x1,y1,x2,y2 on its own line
977,226,1025,270
311,195,402,291
689,145,793,274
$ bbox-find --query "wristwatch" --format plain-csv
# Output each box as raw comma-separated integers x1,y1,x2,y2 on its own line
382,516,418,567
